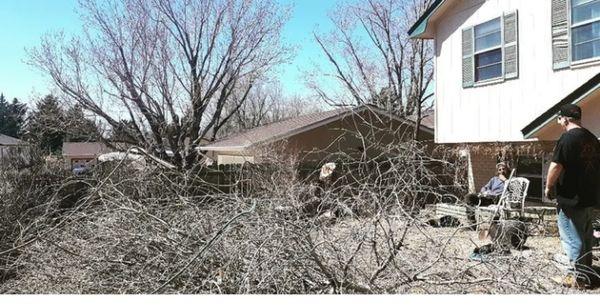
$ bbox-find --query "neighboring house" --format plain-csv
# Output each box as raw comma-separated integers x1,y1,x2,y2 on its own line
0,133,29,162
200,105,434,166
409,0,600,203
62,142,110,170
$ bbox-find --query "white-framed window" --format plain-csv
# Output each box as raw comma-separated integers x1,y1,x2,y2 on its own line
571,0,600,62
462,12,518,88
474,17,503,82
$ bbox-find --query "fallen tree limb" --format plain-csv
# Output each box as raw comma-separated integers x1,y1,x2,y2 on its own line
152,200,257,293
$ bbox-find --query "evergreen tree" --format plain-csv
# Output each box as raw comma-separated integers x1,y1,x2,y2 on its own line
0,94,27,138
0,94,8,134
26,95,67,153
8,98,27,137
110,120,138,143
64,104,101,142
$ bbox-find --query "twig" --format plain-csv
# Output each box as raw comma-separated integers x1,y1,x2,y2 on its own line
152,201,256,293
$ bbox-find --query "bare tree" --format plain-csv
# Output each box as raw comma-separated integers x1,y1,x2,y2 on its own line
269,95,322,124
216,82,323,138
29,0,291,168
310,0,434,138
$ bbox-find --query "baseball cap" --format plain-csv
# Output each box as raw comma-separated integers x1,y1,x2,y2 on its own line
558,104,582,120
496,161,510,170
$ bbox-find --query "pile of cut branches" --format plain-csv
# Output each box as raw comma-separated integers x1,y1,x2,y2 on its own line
0,141,574,294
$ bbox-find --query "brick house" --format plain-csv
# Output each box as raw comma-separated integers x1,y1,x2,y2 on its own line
200,105,434,165
62,142,110,170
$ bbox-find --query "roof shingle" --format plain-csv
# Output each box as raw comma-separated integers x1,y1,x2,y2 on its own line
0,134,25,146
201,108,348,150
201,105,434,150
62,142,109,157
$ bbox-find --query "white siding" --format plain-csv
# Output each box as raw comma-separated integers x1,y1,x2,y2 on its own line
433,0,600,143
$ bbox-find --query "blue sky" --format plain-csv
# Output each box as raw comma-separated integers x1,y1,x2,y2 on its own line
278,0,337,98
0,0,336,104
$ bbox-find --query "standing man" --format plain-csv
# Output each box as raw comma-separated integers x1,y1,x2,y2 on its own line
546,104,600,288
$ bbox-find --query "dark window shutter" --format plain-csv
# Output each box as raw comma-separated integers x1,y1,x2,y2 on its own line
552,0,570,69
462,27,474,88
503,11,519,79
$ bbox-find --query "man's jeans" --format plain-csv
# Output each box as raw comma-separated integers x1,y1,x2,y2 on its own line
557,206,594,274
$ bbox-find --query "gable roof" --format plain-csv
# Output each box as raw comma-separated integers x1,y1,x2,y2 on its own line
409,109,435,130
201,105,434,151
0,134,25,146
62,142,109,157
521,73,600,139
421,112,435,130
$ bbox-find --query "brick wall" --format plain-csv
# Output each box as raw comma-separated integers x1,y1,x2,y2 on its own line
469,151,499,193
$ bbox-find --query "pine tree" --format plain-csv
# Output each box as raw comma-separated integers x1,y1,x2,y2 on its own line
0,94,7,134
64,104,101,142
110,120,138,143
26,95,67,153
8,98,27,137
0,94,27,138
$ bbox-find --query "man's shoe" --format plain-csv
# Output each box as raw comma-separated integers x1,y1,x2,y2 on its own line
560,274,590,289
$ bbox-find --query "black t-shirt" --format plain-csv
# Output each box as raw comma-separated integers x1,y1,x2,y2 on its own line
552,127,600,208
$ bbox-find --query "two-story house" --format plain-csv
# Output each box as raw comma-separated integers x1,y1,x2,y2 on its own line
409,0,599,204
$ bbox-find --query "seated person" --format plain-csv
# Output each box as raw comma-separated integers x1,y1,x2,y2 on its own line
464,162,510,206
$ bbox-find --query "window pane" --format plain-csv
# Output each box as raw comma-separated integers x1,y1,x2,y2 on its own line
573,38,600,61
572,21,600,60
475,49,502,81
476,48,502,67
474,18,501,37
476,63,502,81
572,21,600,43
475,32,501,51
573,0,595,6
572,0,600,24
475,46,502,82
474,18,501,51
525,177,543,202
517,157,543,175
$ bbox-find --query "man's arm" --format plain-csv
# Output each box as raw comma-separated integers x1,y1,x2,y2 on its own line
480,177,494,194
488,177,505,196
545,162,563,200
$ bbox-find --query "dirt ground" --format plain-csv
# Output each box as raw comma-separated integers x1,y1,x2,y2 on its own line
1,200,598,294
401,223,600,294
